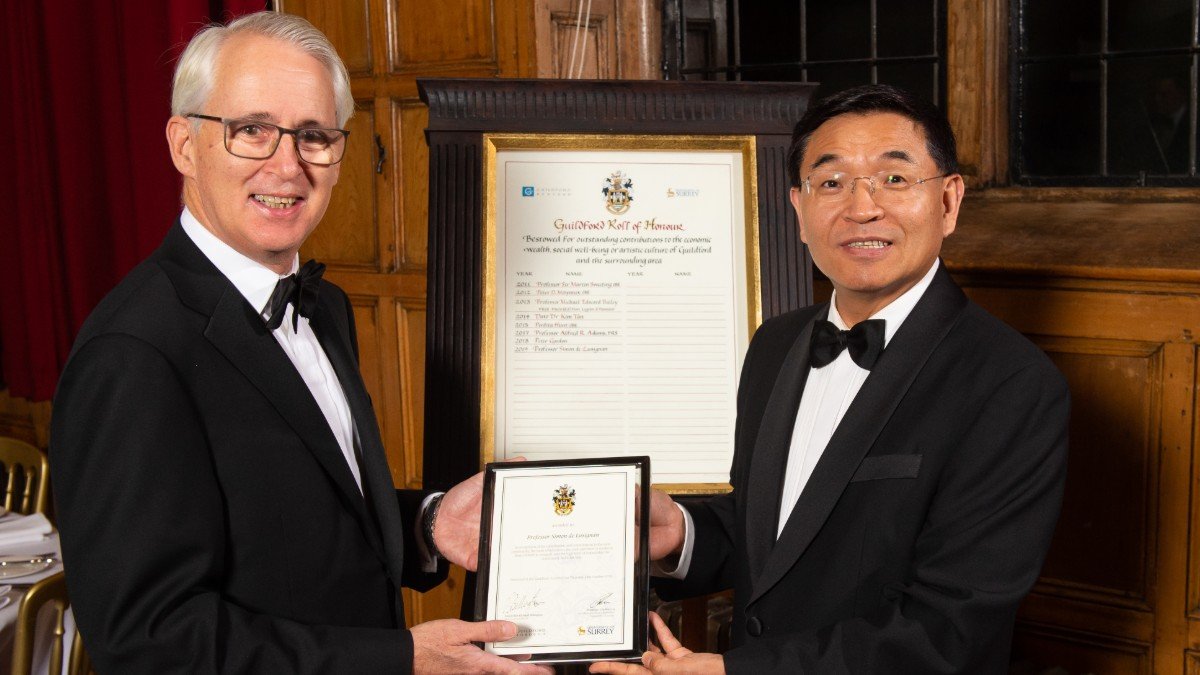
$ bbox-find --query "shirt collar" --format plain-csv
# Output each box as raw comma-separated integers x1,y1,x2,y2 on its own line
829,259,940,347
179,207,298,315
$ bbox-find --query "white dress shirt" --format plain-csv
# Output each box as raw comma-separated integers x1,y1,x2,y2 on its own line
180,208,363,492
663,260,941,578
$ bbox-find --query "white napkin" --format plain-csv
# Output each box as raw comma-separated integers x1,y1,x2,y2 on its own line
0,512,53,546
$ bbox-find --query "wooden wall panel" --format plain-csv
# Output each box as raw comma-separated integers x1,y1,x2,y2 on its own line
537,0,616,78
1011,624,1151,675
282,0,374,75
397,301,426,489
398,101,430,269
390,0,496,69
1034,341,1159,608
303,102,382,270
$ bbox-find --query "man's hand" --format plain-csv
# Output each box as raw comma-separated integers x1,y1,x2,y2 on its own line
589,612,724,675
647,489,685,561
432,470,485,570
411,618,552,675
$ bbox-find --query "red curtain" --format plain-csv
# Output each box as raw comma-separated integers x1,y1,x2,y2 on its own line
0,1,266,401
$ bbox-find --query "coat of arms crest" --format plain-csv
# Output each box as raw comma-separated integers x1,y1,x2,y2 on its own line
552,484,576,516
602,171,633,214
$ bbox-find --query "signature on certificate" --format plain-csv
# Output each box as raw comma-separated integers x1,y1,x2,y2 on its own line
588,592,614,609
504,590,545,613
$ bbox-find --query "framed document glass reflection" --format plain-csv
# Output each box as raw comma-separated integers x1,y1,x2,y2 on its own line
481,134,762,493
475,456,651,664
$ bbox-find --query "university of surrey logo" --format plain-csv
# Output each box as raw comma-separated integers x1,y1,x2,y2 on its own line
553,484,576,516
602,171,633,214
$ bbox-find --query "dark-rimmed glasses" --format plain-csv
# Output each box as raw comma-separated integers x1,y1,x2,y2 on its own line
801,171,949,203
185,114,350,166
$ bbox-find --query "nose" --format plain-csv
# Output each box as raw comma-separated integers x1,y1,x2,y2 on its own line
264,133,304,180
845,176,884,222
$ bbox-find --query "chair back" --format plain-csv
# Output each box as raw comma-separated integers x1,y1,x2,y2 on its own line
0,437,49,515
10,571,91,675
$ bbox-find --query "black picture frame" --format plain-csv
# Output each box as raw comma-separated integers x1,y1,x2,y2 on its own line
474,455,652,664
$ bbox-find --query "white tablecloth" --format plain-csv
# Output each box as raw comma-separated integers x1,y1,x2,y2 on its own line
0,521,72,675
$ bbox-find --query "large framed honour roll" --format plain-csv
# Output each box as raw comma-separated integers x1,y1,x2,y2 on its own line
481,134,762,493
475,456,651,664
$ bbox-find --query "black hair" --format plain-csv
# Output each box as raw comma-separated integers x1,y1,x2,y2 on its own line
786,84,959,187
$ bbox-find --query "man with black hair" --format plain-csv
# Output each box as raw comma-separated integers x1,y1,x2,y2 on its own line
594,84,1070,674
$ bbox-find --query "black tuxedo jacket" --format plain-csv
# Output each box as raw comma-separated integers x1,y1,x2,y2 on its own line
50,224,446,674
656,264,1069,674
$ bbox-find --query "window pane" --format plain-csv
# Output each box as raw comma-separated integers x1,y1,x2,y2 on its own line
807,64,873,100
807,0,871,61
737,1,801,71
878,0,936,57
1019,61,1102,176
1109,0,1192,52
1021,0,1101,57
1107,56,1193,175
877,62,937,104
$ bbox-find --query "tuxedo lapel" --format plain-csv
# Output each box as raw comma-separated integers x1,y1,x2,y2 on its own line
156,225,382,557
748,266,969,606
309,296,408,588
742,311,822,582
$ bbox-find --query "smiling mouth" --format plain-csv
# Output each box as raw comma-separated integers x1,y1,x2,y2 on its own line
253,194,300,209
847,240,889,249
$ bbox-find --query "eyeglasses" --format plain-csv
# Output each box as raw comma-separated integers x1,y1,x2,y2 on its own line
800,170,949,202
185,114,350,166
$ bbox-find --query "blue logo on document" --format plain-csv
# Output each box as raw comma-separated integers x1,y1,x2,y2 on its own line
521,186,535,197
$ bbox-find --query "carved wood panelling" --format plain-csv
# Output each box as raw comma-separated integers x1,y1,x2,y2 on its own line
1031,338,1161,610
421,79,810,134
390,0,497,71
398,100,430,269
1011,623,1151,675
282,0,373,76
549,10,611,78
396,300,426,489
303,101,381,270
538,0,616,79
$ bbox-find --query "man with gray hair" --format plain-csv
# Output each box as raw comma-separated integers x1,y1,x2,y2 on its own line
50,11,547,674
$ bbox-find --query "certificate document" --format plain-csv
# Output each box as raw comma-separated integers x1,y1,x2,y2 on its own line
482,134,761,492
476,457,650,663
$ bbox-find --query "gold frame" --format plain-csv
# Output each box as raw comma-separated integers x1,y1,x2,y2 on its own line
480,133,762,495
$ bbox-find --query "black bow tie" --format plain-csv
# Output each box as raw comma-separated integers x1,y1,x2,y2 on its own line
262,259,326,331
809,318,886,370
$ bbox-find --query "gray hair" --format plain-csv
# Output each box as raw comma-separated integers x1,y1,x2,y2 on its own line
171,11,354,128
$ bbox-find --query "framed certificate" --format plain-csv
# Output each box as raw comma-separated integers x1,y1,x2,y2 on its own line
474,456,651,664
481,134,762,493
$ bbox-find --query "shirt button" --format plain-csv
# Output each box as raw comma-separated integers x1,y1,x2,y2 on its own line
746,616,763,637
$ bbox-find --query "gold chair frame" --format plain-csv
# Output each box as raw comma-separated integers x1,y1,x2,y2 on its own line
0,437,49,515
11,571,91,675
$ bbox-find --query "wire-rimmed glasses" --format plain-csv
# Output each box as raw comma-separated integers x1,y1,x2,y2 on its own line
800,170,949,202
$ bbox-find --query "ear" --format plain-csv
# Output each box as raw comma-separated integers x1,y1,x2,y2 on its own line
166,116,198,178
788,187,809,243
939,173,965,238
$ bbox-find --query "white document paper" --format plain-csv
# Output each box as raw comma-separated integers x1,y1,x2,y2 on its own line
484,464,638,656
492,145,756,486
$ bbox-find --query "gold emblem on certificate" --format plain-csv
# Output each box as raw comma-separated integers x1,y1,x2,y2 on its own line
602,171,633,214
553,484,576,515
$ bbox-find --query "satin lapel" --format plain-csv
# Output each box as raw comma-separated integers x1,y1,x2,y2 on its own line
310,295,408,587
742,311,822,582
748,267,968,606
202,290,376,531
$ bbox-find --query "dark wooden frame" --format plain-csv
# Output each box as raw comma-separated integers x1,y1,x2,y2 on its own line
418,78,817,491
